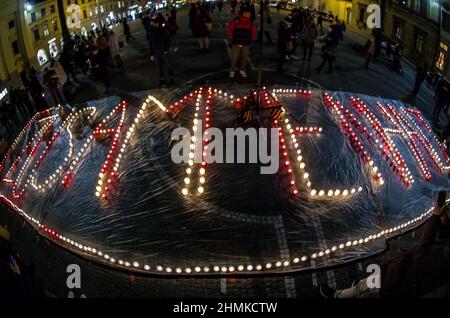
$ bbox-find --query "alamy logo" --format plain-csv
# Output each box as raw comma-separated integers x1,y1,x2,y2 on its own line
366,4,381,29
66,264,87,298
66,4,81,29
171,121,280,174
366,264,381,289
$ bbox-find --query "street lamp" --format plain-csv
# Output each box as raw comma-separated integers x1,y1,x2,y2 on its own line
24,2,32,11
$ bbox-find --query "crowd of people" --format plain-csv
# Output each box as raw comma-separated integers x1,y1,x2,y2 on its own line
275,8,345,74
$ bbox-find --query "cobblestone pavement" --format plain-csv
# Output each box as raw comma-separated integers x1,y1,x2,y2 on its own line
1,6,449,298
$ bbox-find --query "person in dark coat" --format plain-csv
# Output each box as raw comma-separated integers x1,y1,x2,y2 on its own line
412,62,427,97
320,191,450,298
28,72,47,112
315,32,337,73
89,46,111,94
190,6,211,50
0,102,16,136
123,18,135,42
433,81,450,121
149,17,174,88
43,68,64,106
276,17,293,74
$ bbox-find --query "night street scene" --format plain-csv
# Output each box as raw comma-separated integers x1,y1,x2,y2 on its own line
1,0,450,306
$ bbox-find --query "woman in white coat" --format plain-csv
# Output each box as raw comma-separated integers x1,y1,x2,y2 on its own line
108,30,123,68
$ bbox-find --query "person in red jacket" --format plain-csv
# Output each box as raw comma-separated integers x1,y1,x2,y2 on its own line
227,6,257,79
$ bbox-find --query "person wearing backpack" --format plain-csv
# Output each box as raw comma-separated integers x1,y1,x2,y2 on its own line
227,6,257,79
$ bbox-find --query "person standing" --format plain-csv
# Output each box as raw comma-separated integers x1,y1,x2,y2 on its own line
412,62,427,97
302,21,318,61
108,30,123,69
123,18,135,43
276,17,293,74
227,6,257,79
89,46,111,94
191,7,211,51
170,6,177,24
150,16,175,88
363,35,376,69
433,81,450,121
218,0,224,12
43,68,64,106
28,71,47,112
317,14,323,33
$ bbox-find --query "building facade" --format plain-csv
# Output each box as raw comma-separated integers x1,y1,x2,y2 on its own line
0,0,149,99
0,0,30,100
324,1,442,71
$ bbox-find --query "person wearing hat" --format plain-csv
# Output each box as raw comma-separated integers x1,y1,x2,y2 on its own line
227,5,257,79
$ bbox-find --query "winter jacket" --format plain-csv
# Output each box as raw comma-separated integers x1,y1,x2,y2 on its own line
303,23,318,44
227,15,256,46
191,12,210,38
277,22,292,51
149,27,171,55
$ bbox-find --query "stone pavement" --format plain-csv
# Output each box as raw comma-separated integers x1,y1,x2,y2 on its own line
1,6,450,298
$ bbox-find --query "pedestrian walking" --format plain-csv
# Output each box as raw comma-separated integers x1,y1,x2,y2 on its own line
227,6,257,79
363,35,376,69
123,18,135,43
315,33,337,74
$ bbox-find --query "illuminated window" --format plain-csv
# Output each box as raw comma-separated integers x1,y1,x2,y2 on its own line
37,49,48,65
436,42,448,71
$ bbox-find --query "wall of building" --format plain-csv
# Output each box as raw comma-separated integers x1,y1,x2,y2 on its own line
384,1,439,67
0,0,29,100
